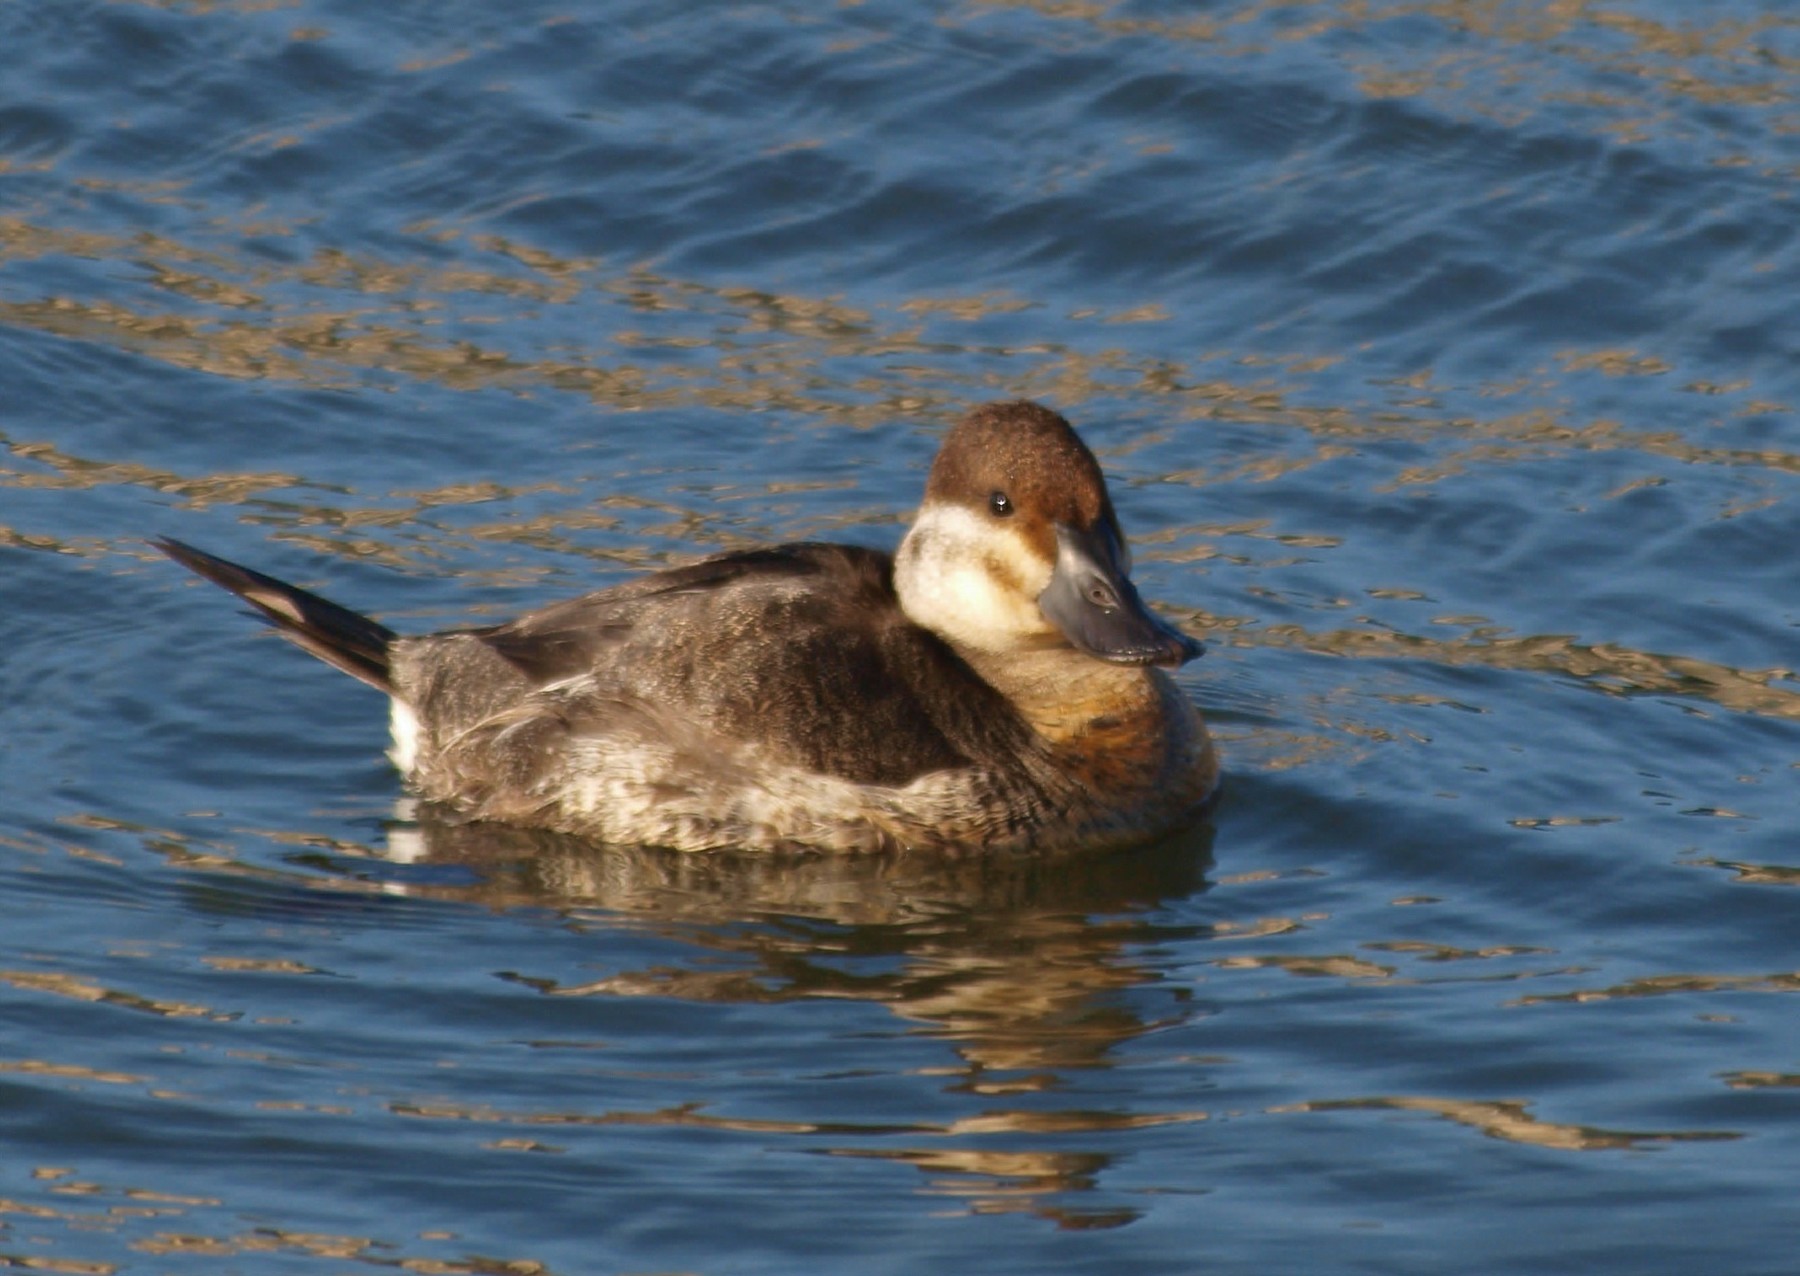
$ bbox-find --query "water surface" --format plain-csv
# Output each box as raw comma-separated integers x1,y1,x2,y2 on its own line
1,2,1797,1272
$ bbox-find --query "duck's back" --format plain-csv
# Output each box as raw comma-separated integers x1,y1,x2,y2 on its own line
389,544,1047,846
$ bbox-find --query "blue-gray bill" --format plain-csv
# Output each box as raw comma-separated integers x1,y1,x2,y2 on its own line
1038,522,1203,669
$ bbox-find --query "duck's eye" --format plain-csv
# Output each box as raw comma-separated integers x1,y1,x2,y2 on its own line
988,491,1014,518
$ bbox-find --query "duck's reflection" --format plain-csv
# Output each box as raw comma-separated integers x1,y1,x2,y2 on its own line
392,812,1212,1068
380,812,1217,1225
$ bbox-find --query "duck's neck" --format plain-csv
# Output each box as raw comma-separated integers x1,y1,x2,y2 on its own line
959,644,1215,815
957,645,1170,745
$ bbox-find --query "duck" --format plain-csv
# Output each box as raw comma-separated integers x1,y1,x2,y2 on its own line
156,400,1217,853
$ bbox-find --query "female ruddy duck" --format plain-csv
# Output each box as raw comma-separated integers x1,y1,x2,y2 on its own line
157,401,1217,853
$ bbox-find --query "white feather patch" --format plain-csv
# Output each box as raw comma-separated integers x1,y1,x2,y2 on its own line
894,502,1054,653
388,699,421,775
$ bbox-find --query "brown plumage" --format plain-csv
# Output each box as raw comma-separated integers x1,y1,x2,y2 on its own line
154,537,395,692
157,401,1216,853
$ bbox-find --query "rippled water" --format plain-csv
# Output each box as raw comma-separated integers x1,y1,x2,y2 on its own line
2,1,1797,1272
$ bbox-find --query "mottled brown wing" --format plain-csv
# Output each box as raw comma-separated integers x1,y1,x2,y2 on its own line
470,543,1031,787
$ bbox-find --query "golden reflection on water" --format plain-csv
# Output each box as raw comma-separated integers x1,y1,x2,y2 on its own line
132,1227,551,1274
976,1,1800,145
4,212,1795,480
0,1059,146,1086
1277,1095,1739,1150
822,1145,1148,1229
0,1169,556,1275
1721,1070,1800,1090
1,435,310,507
1687,856,1800,886
1213,951,1396,979
1214,621,1800,722
1364,939,1551,961
1510,970,1800,1006
0,970,232,1022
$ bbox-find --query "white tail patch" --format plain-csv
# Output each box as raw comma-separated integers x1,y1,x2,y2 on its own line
388,699,421,775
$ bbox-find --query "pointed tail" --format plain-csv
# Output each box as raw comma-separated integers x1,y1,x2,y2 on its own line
154,537,396,694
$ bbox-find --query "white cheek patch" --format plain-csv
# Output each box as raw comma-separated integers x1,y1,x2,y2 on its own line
895,502,1055,653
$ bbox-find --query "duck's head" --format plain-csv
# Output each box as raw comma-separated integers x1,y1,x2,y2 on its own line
894,401,1202,669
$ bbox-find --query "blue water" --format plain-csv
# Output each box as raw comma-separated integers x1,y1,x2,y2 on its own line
2,1,1797,1272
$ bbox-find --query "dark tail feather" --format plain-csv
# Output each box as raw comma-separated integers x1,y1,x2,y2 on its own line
154,537,396,694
